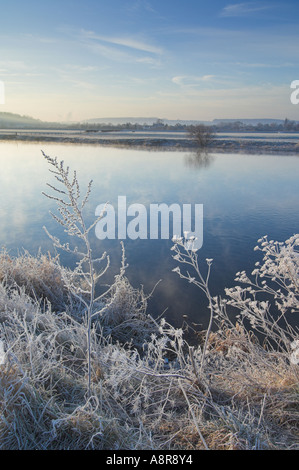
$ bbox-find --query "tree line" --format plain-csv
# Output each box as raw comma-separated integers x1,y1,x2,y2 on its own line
0,112,298,132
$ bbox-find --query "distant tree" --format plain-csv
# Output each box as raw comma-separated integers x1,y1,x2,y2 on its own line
284,118,296,131
153,119,165,130
187,124,215,149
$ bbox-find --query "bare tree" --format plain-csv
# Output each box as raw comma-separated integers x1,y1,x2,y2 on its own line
187,124,215,149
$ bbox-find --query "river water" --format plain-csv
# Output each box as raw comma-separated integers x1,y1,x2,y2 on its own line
1,141,298,329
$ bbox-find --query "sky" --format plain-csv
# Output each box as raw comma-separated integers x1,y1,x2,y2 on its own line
0,0,299,122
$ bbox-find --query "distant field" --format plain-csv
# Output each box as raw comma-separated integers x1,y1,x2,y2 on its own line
0,129,298,154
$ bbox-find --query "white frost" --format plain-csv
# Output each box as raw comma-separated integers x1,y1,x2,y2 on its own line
0,340,5,365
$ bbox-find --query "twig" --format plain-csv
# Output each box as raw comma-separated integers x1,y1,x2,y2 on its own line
178,379,209,450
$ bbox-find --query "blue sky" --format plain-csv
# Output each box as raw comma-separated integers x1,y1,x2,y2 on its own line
0,0,298,121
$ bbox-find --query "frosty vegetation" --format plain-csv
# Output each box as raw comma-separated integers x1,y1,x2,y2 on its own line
0,153,298,450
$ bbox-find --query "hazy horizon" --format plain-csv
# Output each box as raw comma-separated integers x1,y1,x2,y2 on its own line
1,110,296,125
0,0,298,122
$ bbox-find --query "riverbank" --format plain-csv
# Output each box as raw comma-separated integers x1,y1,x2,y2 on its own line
1,129,299,154
0,235,298,450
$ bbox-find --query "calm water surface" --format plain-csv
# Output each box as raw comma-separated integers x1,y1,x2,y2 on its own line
1,142,298,329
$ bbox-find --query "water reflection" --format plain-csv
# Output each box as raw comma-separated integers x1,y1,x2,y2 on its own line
184,150,214,169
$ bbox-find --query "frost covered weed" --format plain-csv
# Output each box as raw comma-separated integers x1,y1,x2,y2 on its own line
0,154,298,449
99,274,158,349
42,151,112,397
171,232,299,449
0,249,73,311
215,234,299,355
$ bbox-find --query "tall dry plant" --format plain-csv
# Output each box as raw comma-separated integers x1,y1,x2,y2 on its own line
42,151,110,397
